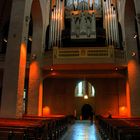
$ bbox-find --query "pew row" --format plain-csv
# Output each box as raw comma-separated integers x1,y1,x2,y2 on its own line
0,118,44,140
96,115,140,140
0,115,75,140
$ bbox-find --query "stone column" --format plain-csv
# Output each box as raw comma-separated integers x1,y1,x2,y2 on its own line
124,0,140,117
0,0,29,118
126,20,140,117
127,59,140,117
135,1,140,49
27,0,43,116
27,60,43,116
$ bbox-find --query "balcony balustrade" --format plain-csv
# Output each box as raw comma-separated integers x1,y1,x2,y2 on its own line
44,46,126,66
0,46,127,69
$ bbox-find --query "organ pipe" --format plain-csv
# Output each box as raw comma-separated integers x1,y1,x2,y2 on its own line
109,0,113,44
54,7,56,46
114,6,119,48
88,0,90,10
106,0,111,45
49,0,63,48
112,4,116,46
59,0,63,47
73,0,74,8
56,0,59,47
50,9,53,48
51,9,55,48
103,0,108,45
57,0,60,47
102,0,119,47
92,0,94,10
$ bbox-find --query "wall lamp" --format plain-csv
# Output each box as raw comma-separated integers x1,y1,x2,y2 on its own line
131,52,136,57
31,54,37,60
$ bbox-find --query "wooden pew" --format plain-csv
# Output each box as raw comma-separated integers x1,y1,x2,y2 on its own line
0,115,74,140
0,118,45,140
23,115,69,140
96,116,140,140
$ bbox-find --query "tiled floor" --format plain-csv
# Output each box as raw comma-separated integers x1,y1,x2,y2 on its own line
61,120,102,140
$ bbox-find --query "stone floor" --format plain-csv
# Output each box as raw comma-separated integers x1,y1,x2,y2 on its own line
61,120,102,140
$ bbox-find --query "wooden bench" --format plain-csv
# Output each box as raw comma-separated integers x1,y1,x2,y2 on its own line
23,115,69,140
97,116,140,140
0,118,45,140
0,115,74,140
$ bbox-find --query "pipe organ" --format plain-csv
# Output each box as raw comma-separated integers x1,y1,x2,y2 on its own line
65,0,102,40
71,12,96,39
49,0,120,48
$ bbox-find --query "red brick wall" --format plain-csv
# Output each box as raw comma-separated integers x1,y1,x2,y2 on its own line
43,78,126,117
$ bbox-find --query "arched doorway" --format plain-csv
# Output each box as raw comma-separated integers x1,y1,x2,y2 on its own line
74,80,96,119
81,104,93,120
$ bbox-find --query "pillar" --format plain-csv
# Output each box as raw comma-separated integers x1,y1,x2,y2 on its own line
127,59,140,117
27,0,43,116
0,0,29,118
124,0,140,117
27,60,43,116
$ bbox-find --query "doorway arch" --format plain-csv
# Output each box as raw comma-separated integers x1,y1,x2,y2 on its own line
81,104,93,120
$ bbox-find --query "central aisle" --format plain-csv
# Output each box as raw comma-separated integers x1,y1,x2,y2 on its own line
61,120,102,140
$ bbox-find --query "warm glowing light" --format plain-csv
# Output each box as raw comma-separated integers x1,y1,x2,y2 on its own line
51,72,57,76
119,106,128,117
50,67,54,71
20,43,26,66
84,94,88,99
43,106,51,116
30,61,40,79
38,82,43,116
18,43,26,115
126,81,131,117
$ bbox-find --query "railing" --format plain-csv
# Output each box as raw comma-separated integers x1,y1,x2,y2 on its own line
86,48,111,58
53,46,113,58
52,46,126,65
